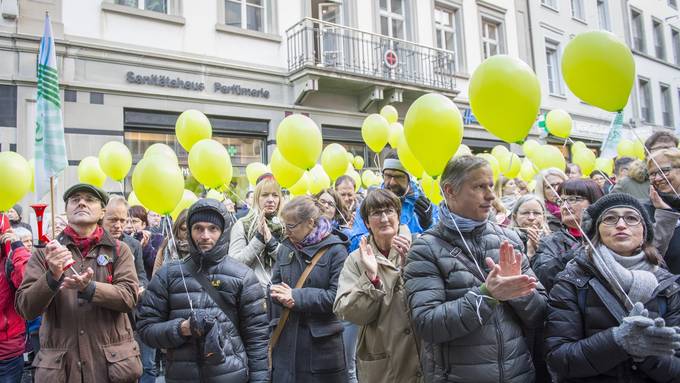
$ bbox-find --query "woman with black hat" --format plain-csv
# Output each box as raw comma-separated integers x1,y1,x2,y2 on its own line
545,193,680,382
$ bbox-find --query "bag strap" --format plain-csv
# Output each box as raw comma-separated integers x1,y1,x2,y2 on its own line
427,231,487,282
186,260,234,321
268,246,330,369
588,278,626,323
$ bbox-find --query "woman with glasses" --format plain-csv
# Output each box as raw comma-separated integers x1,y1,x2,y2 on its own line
510,194,551,259
589,170,612,194
269,196,350,383
334,189,421,383
532,179,603,293
315,188,351,242
646,148,680,274
535,168,569,232
545,193,680,382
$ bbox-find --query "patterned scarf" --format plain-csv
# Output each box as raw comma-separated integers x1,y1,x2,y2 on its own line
295,216,332,249
241,209,284,243
546,200,562,220
63,226,104,257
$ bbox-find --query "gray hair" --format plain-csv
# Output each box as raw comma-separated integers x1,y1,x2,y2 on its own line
107,195,129,209
509,194,550,233
534,168,567,202
12,226,32,239
440,155,492,194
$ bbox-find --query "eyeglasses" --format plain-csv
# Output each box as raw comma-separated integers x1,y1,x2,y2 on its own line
556,196,586,206
318,199,335,208
649,166,674,180
383,171,408,183
67,195,99,205
600,213,642,226
285,221,303,231
518,210,544,217
369,208,397,219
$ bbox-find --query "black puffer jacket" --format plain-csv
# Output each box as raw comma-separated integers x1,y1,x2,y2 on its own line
532,227,583,293
136,199,269,383
403,222,547,383
545,250,680,382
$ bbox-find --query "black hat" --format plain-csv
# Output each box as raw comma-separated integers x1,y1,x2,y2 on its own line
12,204,22,218
582,193,653,243
188,206,225,232
63,183,109,207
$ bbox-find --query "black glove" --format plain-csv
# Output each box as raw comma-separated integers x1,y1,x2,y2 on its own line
189,310,216,338
414,194,434,229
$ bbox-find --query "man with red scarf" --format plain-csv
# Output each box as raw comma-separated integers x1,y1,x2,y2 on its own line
15,184,142,383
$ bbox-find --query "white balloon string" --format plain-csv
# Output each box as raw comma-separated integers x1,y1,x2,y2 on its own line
168,214,194,314
627,128,680,199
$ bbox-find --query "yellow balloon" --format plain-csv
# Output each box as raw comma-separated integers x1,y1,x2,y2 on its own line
0,152,31,211
477,153,500,182
546,109,573,139
144,143,178,165
633,139,645,160
288,172,310,196
28,158,35,193
362,170,378,188
78,156,107,188
595,157,614,175
500,153,521,179
380,105,399,124
522,139,540,158
171,190,199,221
454,144,472,157
470,55,541,143
491,145,509,160
132,157,184,214
572,147,596,175
388,122,403,148
206,189,224,202
617,139,636,158
397,138,424,179
98,141,132,182
127,191,144,208
362,114,390,153
421,172,443,205
321,144,349,181
276,114,322,170
520,158,537,182
345,152,354,164
562,31,635,112
176,110,212,151
571,141,587,157
533,145,566,171
271,148,305,188
404,93,463,177
188,139,233,188
246,162,268,186
353,155,364,170
309,164,331,195
345,167,362,192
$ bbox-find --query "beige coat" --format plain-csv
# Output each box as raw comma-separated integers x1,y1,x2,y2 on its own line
333,226,423,383
15,229,141,383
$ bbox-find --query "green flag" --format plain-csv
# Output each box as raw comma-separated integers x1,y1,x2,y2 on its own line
34,14,67,200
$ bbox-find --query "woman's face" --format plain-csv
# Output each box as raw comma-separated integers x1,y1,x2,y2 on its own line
282,212,315,244
502,179,518,196
258,187,281,216
516,180,529,195
177,223,188,241
366,205,399,242
515,199,544,229
591,174,607,190
559,194,590,229
598,207,645,256
317,193,336,220
223,199,236,213
543,175,564,203
648,155,680,194
131,216,146,232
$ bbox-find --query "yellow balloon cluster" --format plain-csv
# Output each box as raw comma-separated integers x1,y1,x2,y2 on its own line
572,147,596,175
98,141,132,182
271,148,305,188
78,156,107,187
144,143,178,165
477,153,500,181
362,170,381,188
519,158,537,182
0,152,31,212
420,173,443,205
380,105,399,124
246,163,268,186
523,139,540,158
531,145,566,171
276,114,322,170
353,156,364,170
132,156,184,215
176,110,212,151
388,122,403,148
188,139,233,189
309,164,331,194
289,172,310,196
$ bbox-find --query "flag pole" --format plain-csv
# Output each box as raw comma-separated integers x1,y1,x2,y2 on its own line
50,176,56,239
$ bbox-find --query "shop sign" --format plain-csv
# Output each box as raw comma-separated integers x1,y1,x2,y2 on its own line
126,71,270,99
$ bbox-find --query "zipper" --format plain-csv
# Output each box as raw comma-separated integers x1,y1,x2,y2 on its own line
495,316,504,383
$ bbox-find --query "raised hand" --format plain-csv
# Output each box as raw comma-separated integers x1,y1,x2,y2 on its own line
484,256,537,301
62,267,94,292
358,236,378,280
650,185,671,210
498,241,522,277
391,234,411,266
45,241,74,280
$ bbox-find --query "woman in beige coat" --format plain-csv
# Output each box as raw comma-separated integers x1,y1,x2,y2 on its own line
334,189,423,383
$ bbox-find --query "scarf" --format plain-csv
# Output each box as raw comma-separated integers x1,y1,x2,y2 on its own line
546,200,562,220
241,209,284,243
63,226,104,257
438,202,487,233
567,227,582,238
295,216,332,249
592,244,658,311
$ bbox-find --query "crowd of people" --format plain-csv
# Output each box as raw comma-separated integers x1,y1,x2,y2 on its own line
2,131,680,383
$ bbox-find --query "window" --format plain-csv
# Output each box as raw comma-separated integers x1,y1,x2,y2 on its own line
434,4,460,72
115,0,167,13
0,85,17,127
64,90,77,103
670,0,678,9
653,19,666,60
379,0,406,39
89,92,104,105
541,0,558,9
661,84,673,127
225,0,266,32
638,78,653,123
481,18,503,59
631,9,646,52
545,41,563,96
570,0,584,20
673,28,680,65
597,0,610,31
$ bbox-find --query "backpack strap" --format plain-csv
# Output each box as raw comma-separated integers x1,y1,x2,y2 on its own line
657,296,668,318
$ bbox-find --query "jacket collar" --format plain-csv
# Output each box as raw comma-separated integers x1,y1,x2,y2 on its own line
58,226,117,249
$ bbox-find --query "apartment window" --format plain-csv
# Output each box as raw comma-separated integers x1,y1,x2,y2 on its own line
631,9,645,52
639,78,653,123
670,0,678,9
545,41,563,96
481,18,504,59
541,0,558,9
434,5,459,72
225,0,266,32
64,90,77,103
115,0,167,13
571,0,585,20
653,19,666,60
672,28,680,65
90,92,104,105
661,84,673,127
597,0,610,31
379,0,406,39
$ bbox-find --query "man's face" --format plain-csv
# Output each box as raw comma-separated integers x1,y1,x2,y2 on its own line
648,155,680,194
6,208,18,222
383,169,409,196
20,234,32,251
191,222,221,252
65,192,104,227
103,203,128,238
444,166,495,221
245,193,254,207
336,181,356,211
616,165,630,179
147,211,162,228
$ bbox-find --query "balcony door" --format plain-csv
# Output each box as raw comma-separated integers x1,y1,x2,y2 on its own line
317,2,344,67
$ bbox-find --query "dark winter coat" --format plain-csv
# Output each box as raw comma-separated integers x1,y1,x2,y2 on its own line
532,227,583,293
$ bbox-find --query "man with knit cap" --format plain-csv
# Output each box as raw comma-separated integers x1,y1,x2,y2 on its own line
137,198,269,383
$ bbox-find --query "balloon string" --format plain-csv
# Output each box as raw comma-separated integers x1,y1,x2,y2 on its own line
566,137,614,187
627,127,680,199
168,213,194,314
119,181,124,195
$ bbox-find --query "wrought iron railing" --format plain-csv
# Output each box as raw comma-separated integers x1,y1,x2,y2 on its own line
286,18,457,91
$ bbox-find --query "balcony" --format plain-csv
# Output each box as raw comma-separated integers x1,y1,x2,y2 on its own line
286,18,459,109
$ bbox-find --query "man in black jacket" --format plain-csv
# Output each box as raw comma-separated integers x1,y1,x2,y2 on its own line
136,198,269,383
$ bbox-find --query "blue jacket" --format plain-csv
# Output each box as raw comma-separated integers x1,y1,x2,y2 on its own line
349,181,439,252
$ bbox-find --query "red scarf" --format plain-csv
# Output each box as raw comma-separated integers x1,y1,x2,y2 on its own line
567,227,582,238
63,226,104,257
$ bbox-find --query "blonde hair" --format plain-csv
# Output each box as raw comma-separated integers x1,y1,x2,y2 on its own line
647,147,680,169
253,177,282,215
534,168,567,202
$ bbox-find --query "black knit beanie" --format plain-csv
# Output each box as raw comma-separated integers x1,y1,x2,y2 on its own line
581,193,653,243
188,208,225,232
12,204,22,218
